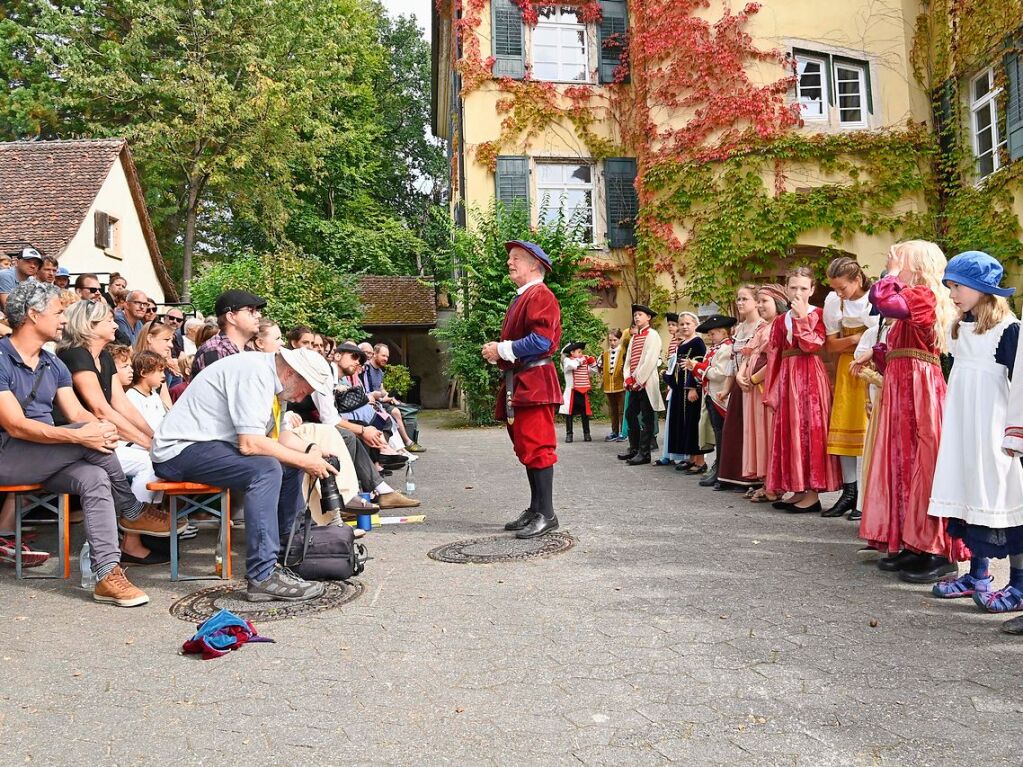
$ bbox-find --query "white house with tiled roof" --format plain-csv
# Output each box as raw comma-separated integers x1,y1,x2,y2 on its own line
0,138,177,302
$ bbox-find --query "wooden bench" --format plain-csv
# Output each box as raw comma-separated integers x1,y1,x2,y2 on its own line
4,484,70,580
147,482,231,581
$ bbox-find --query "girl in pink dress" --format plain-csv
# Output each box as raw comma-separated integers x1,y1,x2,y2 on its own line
860,240,968,583
763,268,841,512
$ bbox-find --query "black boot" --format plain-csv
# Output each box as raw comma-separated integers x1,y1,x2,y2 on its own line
877,549,927,572
505,469,538,531
518,467,558,538
618,433,639,461
822,482,857,518
582,417,591,442
898,554,957,583
626,428,651,465
698,462,719,487
565,418,573,444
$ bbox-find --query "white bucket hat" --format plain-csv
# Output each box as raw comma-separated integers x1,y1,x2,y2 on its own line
279,347,333,396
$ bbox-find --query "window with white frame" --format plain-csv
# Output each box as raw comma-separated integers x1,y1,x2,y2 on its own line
536,161,595,243
834,61,868,127
792,50,871,128
971,67,1007,180
795,55,828,120
532,7,589,83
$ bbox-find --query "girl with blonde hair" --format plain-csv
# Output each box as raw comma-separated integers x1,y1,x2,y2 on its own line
860,240,967,583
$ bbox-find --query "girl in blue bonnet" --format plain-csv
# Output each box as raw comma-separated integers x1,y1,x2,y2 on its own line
928,250,1023,614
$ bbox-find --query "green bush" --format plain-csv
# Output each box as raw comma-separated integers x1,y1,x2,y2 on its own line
189,250,363,339
382,364,413,398
434,202,607,425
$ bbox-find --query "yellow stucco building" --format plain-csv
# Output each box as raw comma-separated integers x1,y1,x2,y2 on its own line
432,0,1023,329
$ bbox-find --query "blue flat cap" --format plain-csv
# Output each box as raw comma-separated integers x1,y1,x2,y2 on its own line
943,250,1015,298
505,240,552,271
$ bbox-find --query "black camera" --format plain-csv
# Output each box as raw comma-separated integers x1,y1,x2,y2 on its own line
318,455,343,514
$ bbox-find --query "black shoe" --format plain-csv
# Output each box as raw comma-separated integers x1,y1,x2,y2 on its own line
877,550,926,572
565,434,573,443
674,461,693,471
785,500,822,514
120,549,171,565
626,453,651,466
516,513,559,539
772,500,794,510
822,483,858,517
617,450,638,461
698,466,718,487
378,454,408,470
846,508,862,521
583,433,592,442
897,555,956,584
504,509,538,531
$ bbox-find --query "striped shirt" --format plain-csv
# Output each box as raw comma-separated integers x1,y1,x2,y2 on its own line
572,362,591,392
667,336,680,358
629,328,649,373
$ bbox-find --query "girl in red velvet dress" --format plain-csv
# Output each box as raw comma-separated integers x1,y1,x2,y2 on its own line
859,240,968,583
763,268,841,513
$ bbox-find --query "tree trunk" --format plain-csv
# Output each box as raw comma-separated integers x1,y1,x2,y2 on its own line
180,172,207,300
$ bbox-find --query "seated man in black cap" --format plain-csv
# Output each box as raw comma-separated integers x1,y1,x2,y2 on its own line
191,289,267,378
619,304,665,465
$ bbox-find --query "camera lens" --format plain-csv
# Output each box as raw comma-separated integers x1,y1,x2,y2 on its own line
318,455,343,514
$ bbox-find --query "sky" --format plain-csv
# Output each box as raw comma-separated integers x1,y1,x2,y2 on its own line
382,0,433,39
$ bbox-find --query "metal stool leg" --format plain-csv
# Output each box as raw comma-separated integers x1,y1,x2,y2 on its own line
14,493,24,580
169,496,180,581
220,490,232,580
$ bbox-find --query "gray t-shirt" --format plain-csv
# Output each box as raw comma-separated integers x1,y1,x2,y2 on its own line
0,268,30,295
151,351,281,464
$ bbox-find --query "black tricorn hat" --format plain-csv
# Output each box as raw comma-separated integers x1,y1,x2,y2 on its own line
665,312,679,323
696,314,737,333
561,341,585,356
631,304,657,319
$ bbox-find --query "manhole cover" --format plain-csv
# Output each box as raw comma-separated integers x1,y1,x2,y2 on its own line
427,531,575,564
169,579,364,623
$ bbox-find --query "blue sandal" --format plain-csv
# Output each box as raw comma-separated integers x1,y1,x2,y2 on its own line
932,573,992,599
973,585,1023,613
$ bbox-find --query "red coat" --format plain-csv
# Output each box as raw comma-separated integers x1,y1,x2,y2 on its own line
495,282,563,421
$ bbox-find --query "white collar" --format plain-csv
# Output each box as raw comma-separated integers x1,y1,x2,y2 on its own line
516,278,544,295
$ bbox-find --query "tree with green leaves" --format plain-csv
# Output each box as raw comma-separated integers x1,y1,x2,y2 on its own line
189,250,363,340
435,203,607,425
40,0,382,294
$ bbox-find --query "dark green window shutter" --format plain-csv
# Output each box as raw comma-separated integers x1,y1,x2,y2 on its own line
604,158,638,248
495,156,529,208
1005,44,1023,161
598,0,629,84
492,0,524,80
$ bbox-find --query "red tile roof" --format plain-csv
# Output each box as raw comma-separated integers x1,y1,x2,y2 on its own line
358,275,437,328
0,139,178,299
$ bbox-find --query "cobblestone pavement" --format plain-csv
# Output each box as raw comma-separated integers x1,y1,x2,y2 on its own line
2,413,1021,766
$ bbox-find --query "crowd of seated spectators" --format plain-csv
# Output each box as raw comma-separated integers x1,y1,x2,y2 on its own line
0,256,426,607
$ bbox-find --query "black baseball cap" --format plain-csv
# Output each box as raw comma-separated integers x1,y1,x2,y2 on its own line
215,289,267,316
336,341,367,363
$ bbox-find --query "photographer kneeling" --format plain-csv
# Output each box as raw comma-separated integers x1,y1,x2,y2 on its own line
152,347,339,602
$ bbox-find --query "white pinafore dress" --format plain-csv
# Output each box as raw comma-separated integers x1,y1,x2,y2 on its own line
928,317,1023,528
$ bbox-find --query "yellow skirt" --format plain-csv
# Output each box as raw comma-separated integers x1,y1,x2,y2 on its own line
827,351,869,456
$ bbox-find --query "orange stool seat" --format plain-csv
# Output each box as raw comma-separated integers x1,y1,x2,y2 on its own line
147,481,232,581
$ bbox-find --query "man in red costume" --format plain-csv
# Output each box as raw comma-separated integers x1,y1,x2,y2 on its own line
482,240,563,539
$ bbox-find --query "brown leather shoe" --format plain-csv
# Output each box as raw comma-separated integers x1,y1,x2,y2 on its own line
118,507,188,538
93,565,150,607
377,491,421,509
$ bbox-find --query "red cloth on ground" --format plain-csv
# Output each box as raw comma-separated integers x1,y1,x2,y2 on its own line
506,404,557,469
859,284,969,560
763,309,841,493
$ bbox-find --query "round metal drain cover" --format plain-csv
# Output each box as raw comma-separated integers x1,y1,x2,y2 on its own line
169,579,364,623
428,531,575,564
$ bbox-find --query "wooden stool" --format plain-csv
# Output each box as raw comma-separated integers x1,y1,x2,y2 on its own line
4,484,71,580
147,482,231,581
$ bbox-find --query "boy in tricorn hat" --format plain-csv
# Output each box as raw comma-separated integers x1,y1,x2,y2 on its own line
619,304,665,465
688,314,737,487
559,342,597,443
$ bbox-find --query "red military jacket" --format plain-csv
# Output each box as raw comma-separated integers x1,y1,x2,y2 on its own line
494,281,563,421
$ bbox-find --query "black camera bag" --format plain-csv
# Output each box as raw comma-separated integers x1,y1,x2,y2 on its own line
280,501,367,581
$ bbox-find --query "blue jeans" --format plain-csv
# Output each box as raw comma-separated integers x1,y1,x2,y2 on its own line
154,441,304,582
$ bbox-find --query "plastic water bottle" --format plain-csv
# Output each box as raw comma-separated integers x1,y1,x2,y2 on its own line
405,462,416,496
80,542,96,590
